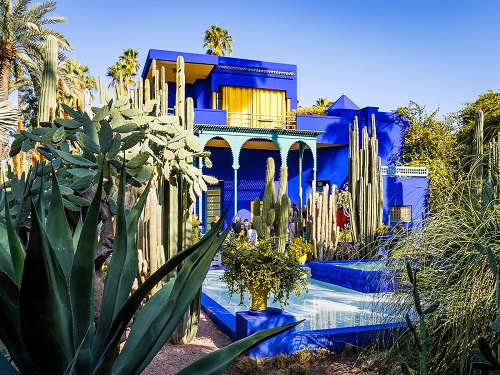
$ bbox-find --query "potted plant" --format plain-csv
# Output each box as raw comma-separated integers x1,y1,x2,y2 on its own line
221,237,308,311
287,237,314,264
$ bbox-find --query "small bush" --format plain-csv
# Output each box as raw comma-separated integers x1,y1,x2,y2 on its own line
291,349,316,366
236,356,261,374
288,363,308,375
267,354,292,370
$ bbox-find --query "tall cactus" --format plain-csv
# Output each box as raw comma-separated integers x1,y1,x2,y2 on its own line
348,114,383,257
38,35,58,127
472,110,484,202
252,157,290,251
305,184,340,260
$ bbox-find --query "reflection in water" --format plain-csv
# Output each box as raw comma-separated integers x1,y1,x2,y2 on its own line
202,270,398,332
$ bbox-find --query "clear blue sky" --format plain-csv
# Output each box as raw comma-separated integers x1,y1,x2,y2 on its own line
53,0,500,117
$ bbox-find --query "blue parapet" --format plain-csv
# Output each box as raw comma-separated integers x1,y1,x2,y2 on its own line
308,260,401,293
194,108,227,125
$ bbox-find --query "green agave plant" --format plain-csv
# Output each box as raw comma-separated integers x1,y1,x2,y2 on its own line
0,164,299,375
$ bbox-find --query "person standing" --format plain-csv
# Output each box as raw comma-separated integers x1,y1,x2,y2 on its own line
247,222,258,244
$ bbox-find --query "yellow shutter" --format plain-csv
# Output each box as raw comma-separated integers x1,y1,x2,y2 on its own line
220,86,286,127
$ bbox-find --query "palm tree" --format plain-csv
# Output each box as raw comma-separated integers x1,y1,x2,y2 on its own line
58,59,96,110
203,25,233,56
107,49,140,93
0,0,71,102
313,98,332,111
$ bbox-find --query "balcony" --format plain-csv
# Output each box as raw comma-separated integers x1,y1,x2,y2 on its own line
193,109,297,130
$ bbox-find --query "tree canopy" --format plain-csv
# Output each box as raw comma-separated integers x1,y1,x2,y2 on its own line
203,25,233,56
395,101,459,211
107,49,140,93
0,0,70,102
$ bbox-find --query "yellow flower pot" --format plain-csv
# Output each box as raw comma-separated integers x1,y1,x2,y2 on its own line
250,285,270,311
297,254,307,265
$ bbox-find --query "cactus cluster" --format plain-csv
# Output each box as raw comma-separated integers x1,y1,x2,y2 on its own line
348,114,383,257
252,157,290,252
304,184,340,260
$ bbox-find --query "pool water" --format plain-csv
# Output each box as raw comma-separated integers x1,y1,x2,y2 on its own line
202,269,398,332
341,260,403,271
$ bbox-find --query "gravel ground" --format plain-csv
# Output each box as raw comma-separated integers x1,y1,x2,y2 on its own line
142,311,385,375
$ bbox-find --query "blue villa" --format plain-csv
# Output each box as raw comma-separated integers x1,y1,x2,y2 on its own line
141,49,429,232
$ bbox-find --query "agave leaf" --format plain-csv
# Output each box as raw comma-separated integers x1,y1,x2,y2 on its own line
72,214,83,253
70,172,103,374
0,269,35,375
19,199,75,375
92,167,133,364
46,172,74,282
112,225,230,375
477,337,500,367
0,353,20,375
178,320,302,375
100,210,228,374
0,226,15,282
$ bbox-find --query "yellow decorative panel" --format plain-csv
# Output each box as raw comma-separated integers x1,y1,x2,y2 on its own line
219,86,286,127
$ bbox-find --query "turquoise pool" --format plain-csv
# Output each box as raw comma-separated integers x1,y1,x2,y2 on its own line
202,269,398,332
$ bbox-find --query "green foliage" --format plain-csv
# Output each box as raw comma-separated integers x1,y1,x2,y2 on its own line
389,119,500,373
8,96,214,226
287,237,314,259
0,164,297,374
456,90,500,161
221,237,308,309
0,0,70,102
290,106,327,116
395,102,459,211
107,49,140,92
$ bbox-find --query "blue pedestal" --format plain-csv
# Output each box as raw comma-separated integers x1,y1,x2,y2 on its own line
236,308,297,359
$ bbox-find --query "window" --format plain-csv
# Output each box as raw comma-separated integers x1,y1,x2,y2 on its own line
390,205,412,222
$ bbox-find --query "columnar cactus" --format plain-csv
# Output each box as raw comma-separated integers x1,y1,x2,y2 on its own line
252,157,290,251
348,114,383,257
38,35,58,126
305,184,339,260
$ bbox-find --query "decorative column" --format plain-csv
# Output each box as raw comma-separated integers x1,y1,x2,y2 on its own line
233,165,239,217
299,143,304,203
198,157,203,223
